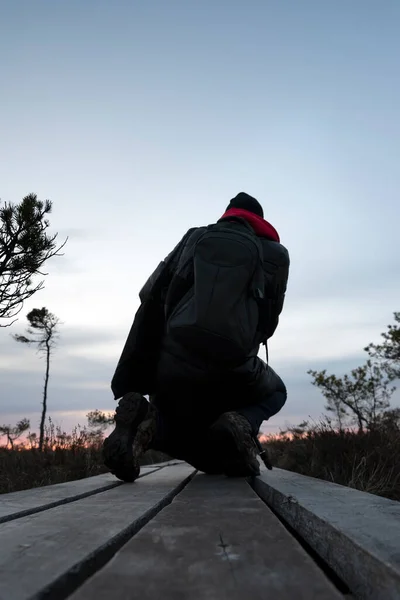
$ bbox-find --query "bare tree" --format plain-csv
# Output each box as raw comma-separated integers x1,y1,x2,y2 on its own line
14,308,60,451
0,418,30,449
0,194,67,326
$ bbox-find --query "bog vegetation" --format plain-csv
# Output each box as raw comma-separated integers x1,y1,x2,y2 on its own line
1,195,399,498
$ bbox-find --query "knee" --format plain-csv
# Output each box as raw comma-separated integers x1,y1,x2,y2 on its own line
268,369,287,399
266,376,287,416
274,388,287,412
277,376,287,401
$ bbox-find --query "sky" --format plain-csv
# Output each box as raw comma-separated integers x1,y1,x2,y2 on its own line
0,0,399,436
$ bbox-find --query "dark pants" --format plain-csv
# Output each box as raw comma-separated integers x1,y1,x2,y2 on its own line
150,363,286,471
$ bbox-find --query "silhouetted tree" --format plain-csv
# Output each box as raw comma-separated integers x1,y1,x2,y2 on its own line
308,360,395,432
365,312,400,379
373,407,400,433
0,418,30,449
14,308,60,451
280,420,311,439
87,409,114,431
27,432,38,449
0,194,66,326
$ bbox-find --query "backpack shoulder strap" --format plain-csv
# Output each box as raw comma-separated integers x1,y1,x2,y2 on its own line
139,227,198,303
166,227,199,270
217,215,256,234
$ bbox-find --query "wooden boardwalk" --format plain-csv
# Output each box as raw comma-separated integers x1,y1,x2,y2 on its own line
0,462,399,600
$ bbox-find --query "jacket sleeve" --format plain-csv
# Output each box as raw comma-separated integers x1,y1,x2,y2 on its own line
139,228,196,303
263,243,290,339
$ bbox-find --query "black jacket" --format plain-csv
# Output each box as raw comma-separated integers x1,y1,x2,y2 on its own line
111,219,289,401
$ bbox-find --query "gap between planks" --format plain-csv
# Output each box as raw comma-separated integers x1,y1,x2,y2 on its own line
0,466,161,524
0,464,195,600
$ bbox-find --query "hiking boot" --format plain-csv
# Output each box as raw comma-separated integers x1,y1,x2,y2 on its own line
103,392,157,482
209,411,261,477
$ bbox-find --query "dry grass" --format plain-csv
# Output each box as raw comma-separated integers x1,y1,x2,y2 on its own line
3,416,399,500
0,420,169,494
263,420,400,501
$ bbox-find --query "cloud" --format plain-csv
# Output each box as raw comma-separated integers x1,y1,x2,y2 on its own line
0,327,117,424
2,323,398,438
1,0,399,439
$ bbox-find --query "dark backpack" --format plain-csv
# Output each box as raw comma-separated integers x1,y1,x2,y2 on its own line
166,218,266,365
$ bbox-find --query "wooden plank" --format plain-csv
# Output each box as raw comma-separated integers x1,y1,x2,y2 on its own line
71,473,341,600
0,464,194,600
253,468,400,600
143,459,184,467
0,466,160,524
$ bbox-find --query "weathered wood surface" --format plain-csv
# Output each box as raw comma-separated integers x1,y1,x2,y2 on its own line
71,473,341,600
0,464,194,600
143,460,184,467
0,466,160,524
254,467,400,600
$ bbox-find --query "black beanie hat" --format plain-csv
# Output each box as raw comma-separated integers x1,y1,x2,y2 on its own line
226,192,264,218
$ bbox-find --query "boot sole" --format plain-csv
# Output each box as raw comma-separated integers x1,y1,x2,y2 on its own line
209,416,260,477
103,393,156,482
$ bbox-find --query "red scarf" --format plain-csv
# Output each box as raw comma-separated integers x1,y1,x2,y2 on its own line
220,208,280,242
